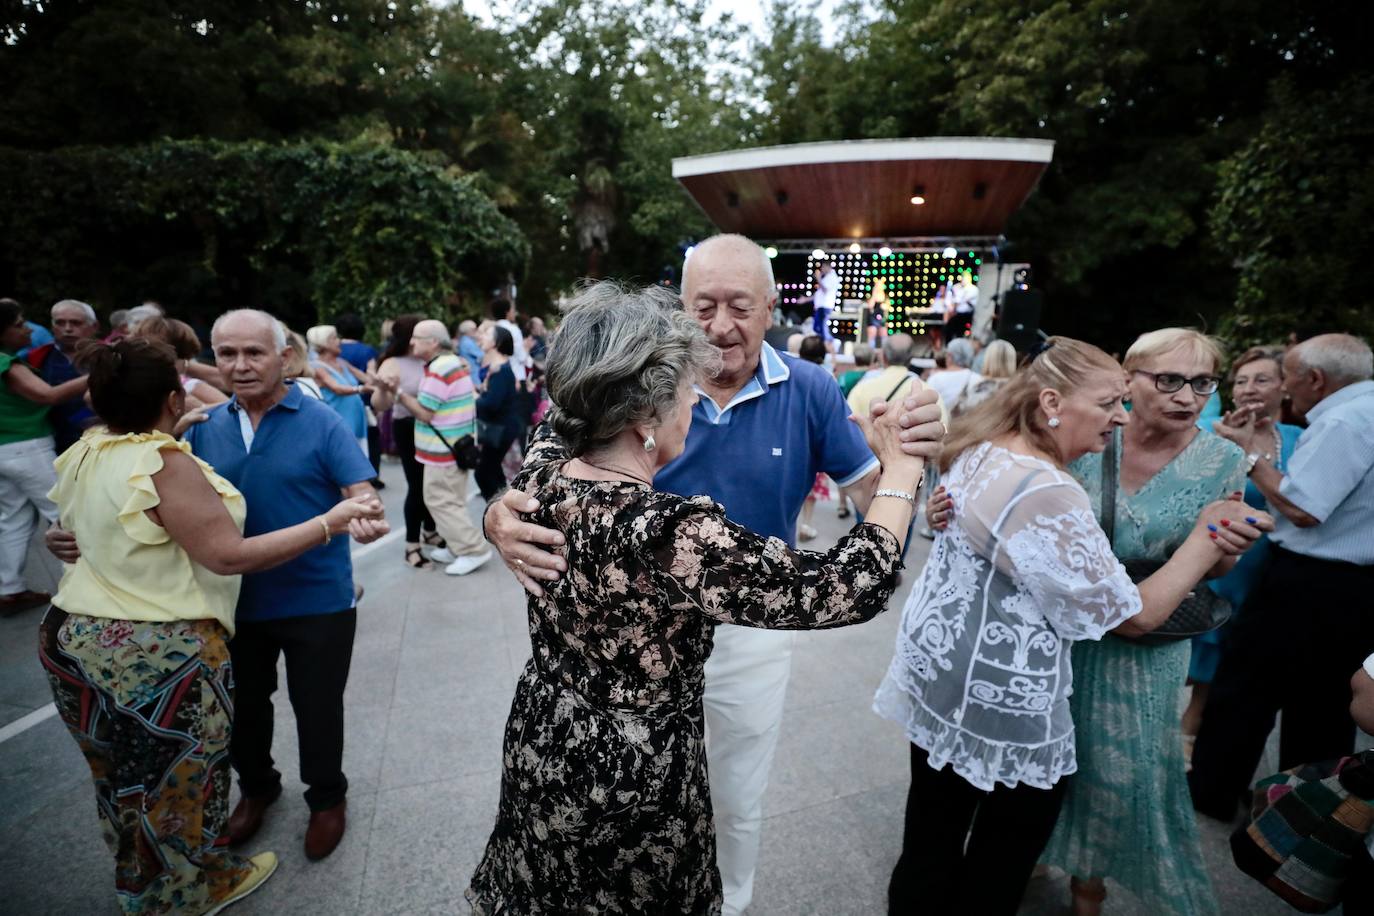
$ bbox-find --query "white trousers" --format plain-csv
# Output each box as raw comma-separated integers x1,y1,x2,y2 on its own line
705,623,796,916
0,436,59,595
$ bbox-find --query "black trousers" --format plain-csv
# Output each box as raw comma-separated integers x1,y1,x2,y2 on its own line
888,744,1068,915
1189,546,1374,821
229,609,356,812
475,432,515,501
392,417,435,542
366,423,381,477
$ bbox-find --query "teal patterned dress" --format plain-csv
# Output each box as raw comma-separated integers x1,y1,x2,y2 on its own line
1040,429,1245,914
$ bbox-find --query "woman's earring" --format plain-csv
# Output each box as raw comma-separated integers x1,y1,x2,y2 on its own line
1048,416,1061,428
643,435,656,452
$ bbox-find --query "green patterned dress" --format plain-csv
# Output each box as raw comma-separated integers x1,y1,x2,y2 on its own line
1040,429,1245,914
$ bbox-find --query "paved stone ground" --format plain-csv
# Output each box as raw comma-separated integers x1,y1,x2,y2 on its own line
0,458,1298,914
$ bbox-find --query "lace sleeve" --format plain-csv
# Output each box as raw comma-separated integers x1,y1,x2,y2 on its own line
996,481,1142,641
645,496,902,630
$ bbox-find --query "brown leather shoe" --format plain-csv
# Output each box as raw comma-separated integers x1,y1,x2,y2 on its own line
0,590,50,616
304,800,346,861
227,784,281,846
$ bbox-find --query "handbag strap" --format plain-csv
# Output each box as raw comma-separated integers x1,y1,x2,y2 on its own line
884,372,915,402
1101,427,1119,550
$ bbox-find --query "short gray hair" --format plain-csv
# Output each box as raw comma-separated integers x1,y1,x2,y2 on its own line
212,309,288,350
851,343,874,366
681,233,778,300
1292,333,1373,386
547,280,720,456
882,333,915,367
51,299,97,323
946,337,976,368
126,303,162,331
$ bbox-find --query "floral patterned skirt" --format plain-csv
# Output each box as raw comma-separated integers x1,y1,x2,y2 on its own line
38,607,251,916
466,660,722,915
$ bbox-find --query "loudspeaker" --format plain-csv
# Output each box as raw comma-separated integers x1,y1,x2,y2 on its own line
997,289,1043,352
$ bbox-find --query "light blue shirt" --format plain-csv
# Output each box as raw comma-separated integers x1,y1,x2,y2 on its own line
1271,379,1374,564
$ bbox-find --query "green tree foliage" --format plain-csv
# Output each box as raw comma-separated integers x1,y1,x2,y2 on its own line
1211,77,1374,342
1,0,1369,343
0,141,527,329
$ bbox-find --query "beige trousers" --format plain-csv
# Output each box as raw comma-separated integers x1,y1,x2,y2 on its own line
421,463,486,557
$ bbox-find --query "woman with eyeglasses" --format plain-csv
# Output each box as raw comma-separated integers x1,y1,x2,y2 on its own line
1038,328,1247,916
1180,347,1304,746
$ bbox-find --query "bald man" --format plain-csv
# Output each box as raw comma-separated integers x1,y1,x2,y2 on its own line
486,234,946,913
382,319,491,575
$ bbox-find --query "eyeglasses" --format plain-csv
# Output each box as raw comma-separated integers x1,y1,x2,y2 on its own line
1132,369,1220,396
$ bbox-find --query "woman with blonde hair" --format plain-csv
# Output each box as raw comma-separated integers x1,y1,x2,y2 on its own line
881,335,1269,914
306,324,371,455
280,326,322,399
958,339,1017,412
1037,328,1251,915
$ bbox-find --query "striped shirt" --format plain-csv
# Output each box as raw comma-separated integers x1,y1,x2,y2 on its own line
415,353,476,466
1271,379,1374,565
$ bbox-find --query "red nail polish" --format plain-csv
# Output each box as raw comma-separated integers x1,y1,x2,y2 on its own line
1209,533,1218,539
1220,519,1230,527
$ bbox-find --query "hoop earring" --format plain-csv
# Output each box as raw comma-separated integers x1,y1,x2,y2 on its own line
1047,416,1061,428
643,435,656,452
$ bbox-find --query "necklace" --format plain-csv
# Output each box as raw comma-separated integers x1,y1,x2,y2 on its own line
1268,425,1282,465
580,459,653,487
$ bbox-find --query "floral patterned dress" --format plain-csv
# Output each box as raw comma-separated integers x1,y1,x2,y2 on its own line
465,433,902,915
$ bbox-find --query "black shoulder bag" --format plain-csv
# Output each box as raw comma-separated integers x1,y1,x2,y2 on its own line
1102,428,1232,645
430,424,481,471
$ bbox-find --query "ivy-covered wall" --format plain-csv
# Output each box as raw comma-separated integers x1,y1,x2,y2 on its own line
0,140,529,331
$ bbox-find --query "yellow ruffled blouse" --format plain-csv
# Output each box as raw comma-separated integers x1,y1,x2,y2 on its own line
49,429,246,635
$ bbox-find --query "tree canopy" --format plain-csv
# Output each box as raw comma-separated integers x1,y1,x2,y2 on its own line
1,0,1369,345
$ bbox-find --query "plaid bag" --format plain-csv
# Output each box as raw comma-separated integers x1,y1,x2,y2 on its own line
1230,750,1374,912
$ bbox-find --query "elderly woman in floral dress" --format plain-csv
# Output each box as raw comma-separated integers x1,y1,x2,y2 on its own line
465,281,926,915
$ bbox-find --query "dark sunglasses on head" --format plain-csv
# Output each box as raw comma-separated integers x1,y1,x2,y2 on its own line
1132,369,1220,396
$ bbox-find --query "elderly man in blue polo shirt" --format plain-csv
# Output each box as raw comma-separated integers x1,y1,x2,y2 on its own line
1190,332,1374,822
486,234,945,915
188,310,388,863
45,309,389,860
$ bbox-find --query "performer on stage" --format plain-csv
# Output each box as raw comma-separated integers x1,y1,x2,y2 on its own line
942,271,977,343
797,261,839,351
865,277,889,347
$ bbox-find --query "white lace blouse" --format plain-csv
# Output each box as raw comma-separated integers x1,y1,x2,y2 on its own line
873,442,1143,791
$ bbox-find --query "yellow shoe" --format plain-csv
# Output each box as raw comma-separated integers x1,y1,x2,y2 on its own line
204,852,279,916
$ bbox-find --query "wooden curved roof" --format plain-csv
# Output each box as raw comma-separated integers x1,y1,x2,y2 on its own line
671,138,1054,239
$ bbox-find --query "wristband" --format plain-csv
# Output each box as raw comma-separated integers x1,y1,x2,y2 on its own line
874,488,917,503
317,515,332,545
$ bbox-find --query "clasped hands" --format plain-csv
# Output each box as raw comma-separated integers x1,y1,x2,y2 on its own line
486,388,946,596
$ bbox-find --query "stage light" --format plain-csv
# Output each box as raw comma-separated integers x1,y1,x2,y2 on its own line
812,249,826,259
910,196,925,205
911,184,926,206
942,247,958,259
764,246,778,259
879,246,892,257
848,242,861,254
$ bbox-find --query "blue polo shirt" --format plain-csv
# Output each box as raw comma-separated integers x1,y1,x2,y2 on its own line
184,383,375,622
657,342,879,546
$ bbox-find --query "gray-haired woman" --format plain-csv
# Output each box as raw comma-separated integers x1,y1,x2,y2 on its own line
465,282,924,915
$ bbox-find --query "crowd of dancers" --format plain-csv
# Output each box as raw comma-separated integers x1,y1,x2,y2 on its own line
2,232,1372,915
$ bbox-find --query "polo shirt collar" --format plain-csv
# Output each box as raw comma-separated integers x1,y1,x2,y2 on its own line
226,382,304,415
696,342,791,423
1307,379,1374,424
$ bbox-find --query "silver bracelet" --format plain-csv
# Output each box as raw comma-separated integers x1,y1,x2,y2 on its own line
873,488,917,503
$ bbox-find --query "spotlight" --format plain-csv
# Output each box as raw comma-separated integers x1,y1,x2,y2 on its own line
910,195,925,206
848,242,861,254
879,246,892,257
812,249,826,259
764,246,778,259
910,184,926,206
942,246,958,259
